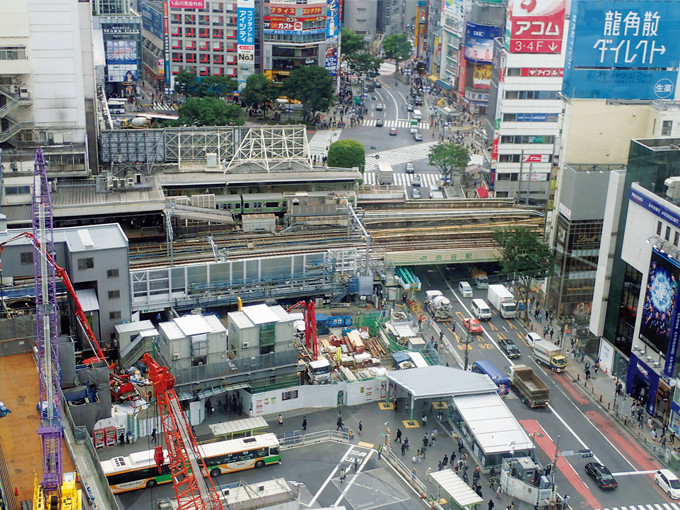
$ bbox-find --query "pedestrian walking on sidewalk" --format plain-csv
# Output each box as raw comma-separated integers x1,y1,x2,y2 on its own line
358,421,363,435
336,417,344,431
488,500,495,510
458,438,464,452
562,494,570,508
302,416,307,431
396,428,403,442
340,468,346,482
278,413,284,426
151,428,157,442
671,430,676,445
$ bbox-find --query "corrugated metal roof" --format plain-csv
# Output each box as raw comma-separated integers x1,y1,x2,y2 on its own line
75,288,99,312
452,393,534,455
386,366,497,399
174,315,212,336
430,470,483,508
242,304,279,325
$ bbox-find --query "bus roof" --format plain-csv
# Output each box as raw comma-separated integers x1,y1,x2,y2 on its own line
198,433,279,458
376,161,394,172
473,360,508,381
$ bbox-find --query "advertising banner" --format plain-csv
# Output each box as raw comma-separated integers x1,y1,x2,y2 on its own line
170,0,204,8
472,64,491,89
106,40,138,83
640,249,680,377
464,23,501,64
238,0,255,85
520,67,563,78
563,0,680,100
521,154,551,163
507,0,565,54
325,0,341,77
269,5,297,15
163,1,170,87
141,3,163,39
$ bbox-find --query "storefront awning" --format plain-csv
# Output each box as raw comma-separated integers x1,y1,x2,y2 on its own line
435,79,452,90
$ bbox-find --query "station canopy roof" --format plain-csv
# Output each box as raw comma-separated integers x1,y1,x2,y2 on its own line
385,366,497,400
430,470,483,509
453,393,534,454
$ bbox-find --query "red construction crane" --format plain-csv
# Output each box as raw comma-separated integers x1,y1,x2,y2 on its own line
286,300,318,359
0,231,107,365
142,353,224,510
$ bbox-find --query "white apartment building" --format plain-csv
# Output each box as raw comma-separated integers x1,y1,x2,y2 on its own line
487,35,566,202
0,0,93,177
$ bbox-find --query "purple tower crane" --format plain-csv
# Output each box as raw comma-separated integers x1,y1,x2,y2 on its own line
32,148,62,493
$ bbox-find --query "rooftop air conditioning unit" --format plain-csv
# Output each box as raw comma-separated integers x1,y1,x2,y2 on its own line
665,176,680,201
172,352,181,360
242,342,250,348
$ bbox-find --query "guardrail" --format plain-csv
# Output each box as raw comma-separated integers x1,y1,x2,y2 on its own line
279,429,350,449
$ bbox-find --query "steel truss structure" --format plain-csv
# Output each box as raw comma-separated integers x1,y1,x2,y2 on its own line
224,125,312,173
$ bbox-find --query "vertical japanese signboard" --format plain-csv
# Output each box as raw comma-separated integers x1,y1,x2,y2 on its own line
563,0,680,100
163,0,171,89
238,0,255,86
507,0,565,54
325,0,341,77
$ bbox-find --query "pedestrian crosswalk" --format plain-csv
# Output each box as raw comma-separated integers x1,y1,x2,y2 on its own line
364,171,442,189
599,504,680,510
362,119,430,130
379,62,397,75
364,141,437,171
150,102,177,113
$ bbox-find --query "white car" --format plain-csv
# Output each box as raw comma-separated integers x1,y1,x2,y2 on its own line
525,332,542,346
655,469,680,499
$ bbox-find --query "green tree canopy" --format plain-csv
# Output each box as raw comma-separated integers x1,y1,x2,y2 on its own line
428,142,470,182
341,28,367,59
174,69,199,96
197,75,238,98
345,52,382,79
283,66,335,120
241,73,279,108
327,139,365,172
493,227,554,322
175,97,245,126
382,34,412,70
174,70,236,98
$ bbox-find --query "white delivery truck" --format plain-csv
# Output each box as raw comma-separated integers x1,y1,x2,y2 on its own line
377,161,394,185
532,340,567,372
487,284,517,319
307,358,332,384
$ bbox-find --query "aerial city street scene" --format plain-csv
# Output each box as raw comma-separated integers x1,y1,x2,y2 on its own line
2,0,680,509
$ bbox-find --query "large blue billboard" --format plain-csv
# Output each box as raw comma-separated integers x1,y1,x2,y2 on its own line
640,249,680,378
237,1,255,46
141,3,163,39
563,0,680,100
464,22,501,64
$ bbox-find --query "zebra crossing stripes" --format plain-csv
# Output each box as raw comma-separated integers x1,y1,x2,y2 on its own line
364,171,442,188
379,62,397,75
598,503,680,510
151,102,177,112
362,119,430,130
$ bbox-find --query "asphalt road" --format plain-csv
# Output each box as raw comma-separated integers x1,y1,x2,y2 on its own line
116,442,426,510
412,265,670,509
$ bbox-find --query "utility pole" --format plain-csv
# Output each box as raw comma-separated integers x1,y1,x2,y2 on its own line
464,324,471,370
517,149,524,204
551,434,560,503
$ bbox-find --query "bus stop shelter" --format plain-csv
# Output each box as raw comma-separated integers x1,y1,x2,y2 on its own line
385,366,498,422
430,470,483,509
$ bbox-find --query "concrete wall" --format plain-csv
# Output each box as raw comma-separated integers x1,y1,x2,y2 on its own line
562,101,656,165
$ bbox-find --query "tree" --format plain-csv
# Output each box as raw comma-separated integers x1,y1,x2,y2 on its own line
283,66,335,120
428,142,470,184
345,52,382,79
382,34,412,71
341,28,367,59
175,97,245,126
174,69,199,96
493,227,554,323
241,73,279,109
197,75,238,98
327,140,365,172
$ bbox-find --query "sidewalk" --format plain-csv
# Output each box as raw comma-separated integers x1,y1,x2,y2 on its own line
523,309,673,469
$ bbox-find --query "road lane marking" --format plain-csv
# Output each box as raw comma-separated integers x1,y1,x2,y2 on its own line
334,447,374,507
307,443,355,506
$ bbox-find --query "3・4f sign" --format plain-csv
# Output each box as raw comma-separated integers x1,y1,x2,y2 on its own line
508,0,566,54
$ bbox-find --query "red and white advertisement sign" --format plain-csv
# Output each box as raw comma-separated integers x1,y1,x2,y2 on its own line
520,67,564,77
522,154,551,163
508,0,565,54
170,0,205,8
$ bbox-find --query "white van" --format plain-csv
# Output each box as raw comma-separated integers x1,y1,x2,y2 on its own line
471,298,492,321
413,109,422,121
458,281,473,297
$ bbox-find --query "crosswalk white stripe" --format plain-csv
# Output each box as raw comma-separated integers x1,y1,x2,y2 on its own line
668,503,680,510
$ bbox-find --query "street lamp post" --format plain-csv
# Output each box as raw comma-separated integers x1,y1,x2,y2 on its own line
464,324,471,370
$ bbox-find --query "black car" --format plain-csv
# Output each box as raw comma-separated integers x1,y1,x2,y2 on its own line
499,338,521,359
585,462,618,489
414,96,424,105
376,119,384,127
